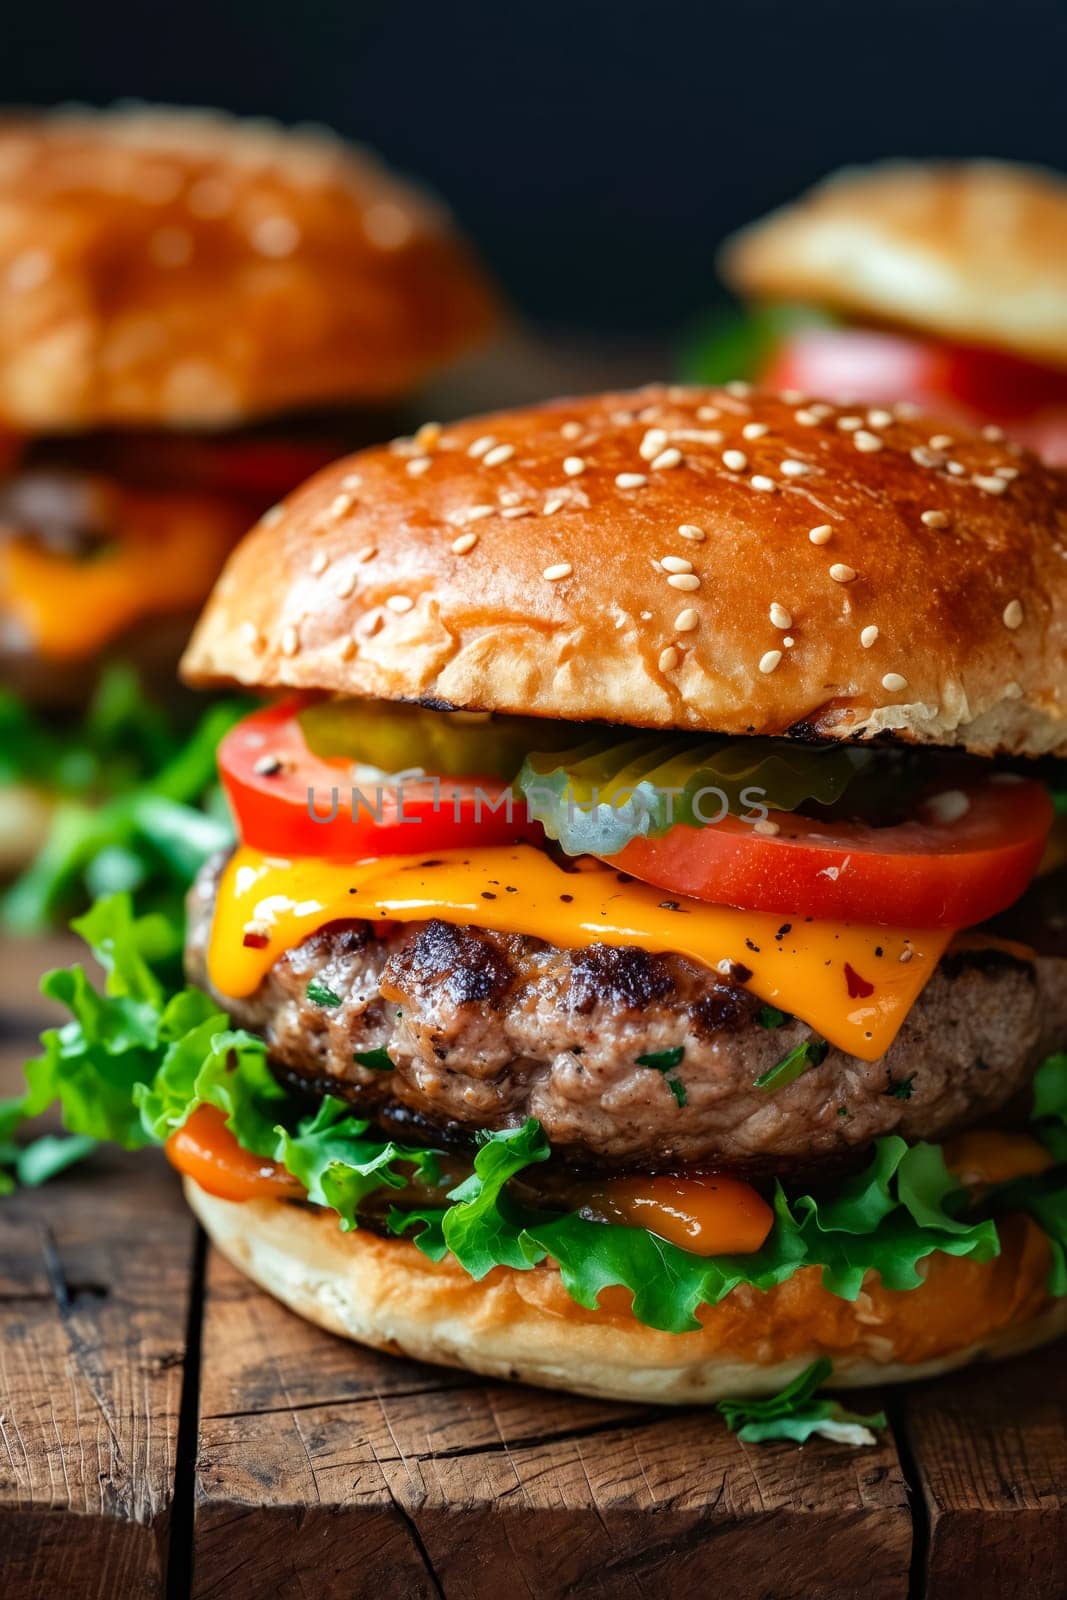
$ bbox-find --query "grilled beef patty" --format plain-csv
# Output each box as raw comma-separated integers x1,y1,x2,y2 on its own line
186,852,1067,1172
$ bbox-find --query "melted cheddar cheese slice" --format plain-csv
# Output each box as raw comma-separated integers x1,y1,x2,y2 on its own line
208,844,952,1061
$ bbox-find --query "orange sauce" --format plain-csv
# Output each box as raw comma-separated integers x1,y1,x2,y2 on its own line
165,1105,303,1203
581,1173,774,1256
942,1129,1054,1189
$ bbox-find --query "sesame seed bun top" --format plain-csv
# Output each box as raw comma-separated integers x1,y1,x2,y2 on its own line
0,105,496,430
721,161,1067,371
181,384,1067,757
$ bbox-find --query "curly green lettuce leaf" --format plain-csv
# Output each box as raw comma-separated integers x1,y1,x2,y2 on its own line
390,1120,1000,1334
1,894,443,1224
3,692,246,941
717,1357,887,1447
1033,1053,1067,1162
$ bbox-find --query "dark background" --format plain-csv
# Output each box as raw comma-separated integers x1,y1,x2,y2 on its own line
5,0,1067,332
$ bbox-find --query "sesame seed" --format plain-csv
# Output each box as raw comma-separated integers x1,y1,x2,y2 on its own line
543,495,567,515
356,545,377,563
651,447,683,471
783,635,795,648
894,401,921,420
929,434,954,450
759,649,783,674
451,531,479,554
240,621,264,651
921,510,950,529
563,455,586,477
658,646,680,672
414,421,441,451
280,626,300,656
675,607,699,632
925,789,971,824
405,456,431,477
778,388,805,405
639,428,669,461
809,524,833,545
753,818,781,836
543,562,572,581
7,249,52,293
468,435,495,459
253,754,283,776
983,424,1005,441
794,409,820,427
725,380,751,397
837,415,862,432
911,446,941,468
386,594,414,613
340,473,362,491
1004,681,1023,699
769,602,792,629
853,430,883,453
779,458,811,477
561,420,583,439
995,466,1019,480
899,948,914,964
722,449,748,471
696,405,720,422
672,428,723,446
829,563,857,583
742,422,768,440
947,461,966,477
329,491,355,518
860,624,880,648
260,504,285,528
309,550,329,576
483,443,515,467
750,474,777,493
677,523,705,541
882,672,908,692
465,504,496,522
334,571,357,598
251,215,300,257
661,555,693,574
501,505,533,519
975,474,1008,495
867,409,893,429
615,472,647,488
1003,599,1024,629
667,572,700,590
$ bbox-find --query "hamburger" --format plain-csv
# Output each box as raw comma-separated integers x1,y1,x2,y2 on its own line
0,104,494,879
17,384,1067,1404
708,161,1067,464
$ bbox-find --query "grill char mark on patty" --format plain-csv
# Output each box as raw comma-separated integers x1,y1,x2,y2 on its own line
186,853,1067,1175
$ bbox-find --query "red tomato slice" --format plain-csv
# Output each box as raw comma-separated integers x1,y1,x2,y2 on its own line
764,327,1067,454
606,778,1052,928
219,699,542,858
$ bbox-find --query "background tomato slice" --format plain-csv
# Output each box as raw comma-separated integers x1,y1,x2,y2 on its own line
219,699,542,858
606,779,1052,927
764,327,1067,461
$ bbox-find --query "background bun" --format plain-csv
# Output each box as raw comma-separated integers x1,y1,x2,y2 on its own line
721,161,1067,370
188,1181,1066,1405
182,384,1067,756
0,105,496,428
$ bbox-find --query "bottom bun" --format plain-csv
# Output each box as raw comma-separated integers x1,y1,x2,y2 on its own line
186,1179,1067,1403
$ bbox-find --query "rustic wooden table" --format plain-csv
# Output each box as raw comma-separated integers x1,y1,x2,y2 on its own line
1,933,1065,1600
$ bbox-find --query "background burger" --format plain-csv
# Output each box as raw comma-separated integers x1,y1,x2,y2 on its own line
0,103,495,904
11,383,1067,1403
690,161,1067,465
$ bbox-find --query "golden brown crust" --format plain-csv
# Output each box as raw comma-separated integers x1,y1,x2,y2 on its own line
187,1181,1065,1403
0,105,496,428
721,161,1067,369
181,384,1067,755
